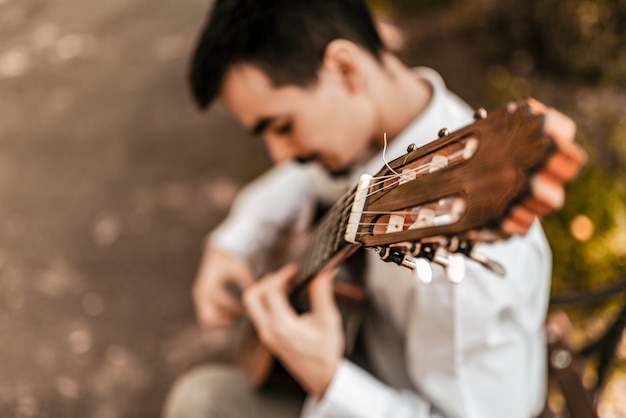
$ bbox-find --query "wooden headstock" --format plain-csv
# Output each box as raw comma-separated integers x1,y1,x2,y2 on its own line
291,98,585,294
343,98,585,281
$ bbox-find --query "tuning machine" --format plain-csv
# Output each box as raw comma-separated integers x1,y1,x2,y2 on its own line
433,247,466,284
403,256,433,284
375,243,466,284
457,240,506,277
374,239,506,284
466,250,506,277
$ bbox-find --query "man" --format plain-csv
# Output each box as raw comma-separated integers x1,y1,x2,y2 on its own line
164,0,552,417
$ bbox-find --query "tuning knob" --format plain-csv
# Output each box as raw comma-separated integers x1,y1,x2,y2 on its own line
397,255,433,284
445,254,466,284
473,108,487,120
433,248,466,284
467,251,506,277
412,258,433,284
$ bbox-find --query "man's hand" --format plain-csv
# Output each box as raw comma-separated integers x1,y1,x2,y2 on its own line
192,247,255,328
243,265,344,398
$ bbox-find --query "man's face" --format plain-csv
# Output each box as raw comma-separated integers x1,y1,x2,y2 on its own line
220,63,377,174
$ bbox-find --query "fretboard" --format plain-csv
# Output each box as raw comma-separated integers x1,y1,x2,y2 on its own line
288,185,358,299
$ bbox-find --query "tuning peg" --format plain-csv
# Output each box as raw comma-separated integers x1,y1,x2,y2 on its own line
467,251,506,277
446,254,466,284
502,204,536,236
393,254,432,284
507,101,518,114
433,248,466,284
410,257,433,284
531,172,565,211
473,108,487,120
544,150,583,183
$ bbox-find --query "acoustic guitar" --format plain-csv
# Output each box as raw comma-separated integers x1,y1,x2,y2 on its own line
230,97,586,388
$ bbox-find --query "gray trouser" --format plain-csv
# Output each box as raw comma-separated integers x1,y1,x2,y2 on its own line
162,364,305,418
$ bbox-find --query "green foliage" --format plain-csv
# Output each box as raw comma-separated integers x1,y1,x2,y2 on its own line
544,129,626,293
498,0,626,86
544,167,626,291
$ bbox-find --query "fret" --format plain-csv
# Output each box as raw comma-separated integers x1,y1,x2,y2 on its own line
289,185,358,298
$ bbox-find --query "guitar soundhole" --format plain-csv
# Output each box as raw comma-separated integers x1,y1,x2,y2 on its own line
379,135,479,190
370,195,467,236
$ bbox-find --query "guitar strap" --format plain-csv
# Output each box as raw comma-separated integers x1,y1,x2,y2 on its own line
544,313,598,418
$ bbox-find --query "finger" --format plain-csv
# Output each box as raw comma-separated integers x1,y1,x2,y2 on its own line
309,268,338,316
262,278,298,322
227,263,256,290
243,264,297,318
243,265,300,341
195,302,238,327
242,283,271,331
193,282,243,327
214,290,245,315
202,246,256,292
269,264,299,284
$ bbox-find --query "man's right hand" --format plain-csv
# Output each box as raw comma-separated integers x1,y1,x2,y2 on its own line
192,246,255,328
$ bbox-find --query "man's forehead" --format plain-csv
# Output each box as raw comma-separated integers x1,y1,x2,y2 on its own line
220,64,306,122
220,65,271,122
222,64,273,99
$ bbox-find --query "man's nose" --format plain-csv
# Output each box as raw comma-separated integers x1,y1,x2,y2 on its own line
265,135,299,163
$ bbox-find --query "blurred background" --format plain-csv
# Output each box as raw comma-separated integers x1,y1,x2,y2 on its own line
0,0,624,416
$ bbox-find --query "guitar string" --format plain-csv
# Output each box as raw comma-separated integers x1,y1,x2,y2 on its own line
310,134,474,226
308,162,430,242
328,162,430,216
382,133,401,176
351,146,467,204
295,173,441,282
296,134,413,278
327,162,430,212
293,146,471,285
333,145,467,211
300,184,409,269
300,143,471,263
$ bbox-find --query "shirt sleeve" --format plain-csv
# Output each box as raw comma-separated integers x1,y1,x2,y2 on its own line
301,360,443,418
208,161,319,260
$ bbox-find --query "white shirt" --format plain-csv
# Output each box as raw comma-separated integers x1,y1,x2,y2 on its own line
210,68,552,418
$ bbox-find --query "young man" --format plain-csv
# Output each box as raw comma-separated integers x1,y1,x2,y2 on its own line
164,1,552,417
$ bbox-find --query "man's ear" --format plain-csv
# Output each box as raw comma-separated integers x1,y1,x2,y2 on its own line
322,39,365,93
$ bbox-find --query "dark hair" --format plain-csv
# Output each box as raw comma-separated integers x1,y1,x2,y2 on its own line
189,0,386,109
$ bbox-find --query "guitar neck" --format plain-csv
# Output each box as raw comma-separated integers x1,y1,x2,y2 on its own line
288,185,359,300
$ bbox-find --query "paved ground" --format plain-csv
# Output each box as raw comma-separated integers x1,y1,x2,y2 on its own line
0,2,491,416
1,0,625,417
0,0,272,416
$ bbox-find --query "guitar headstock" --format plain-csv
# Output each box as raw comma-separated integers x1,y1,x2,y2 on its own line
345,98,586,282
